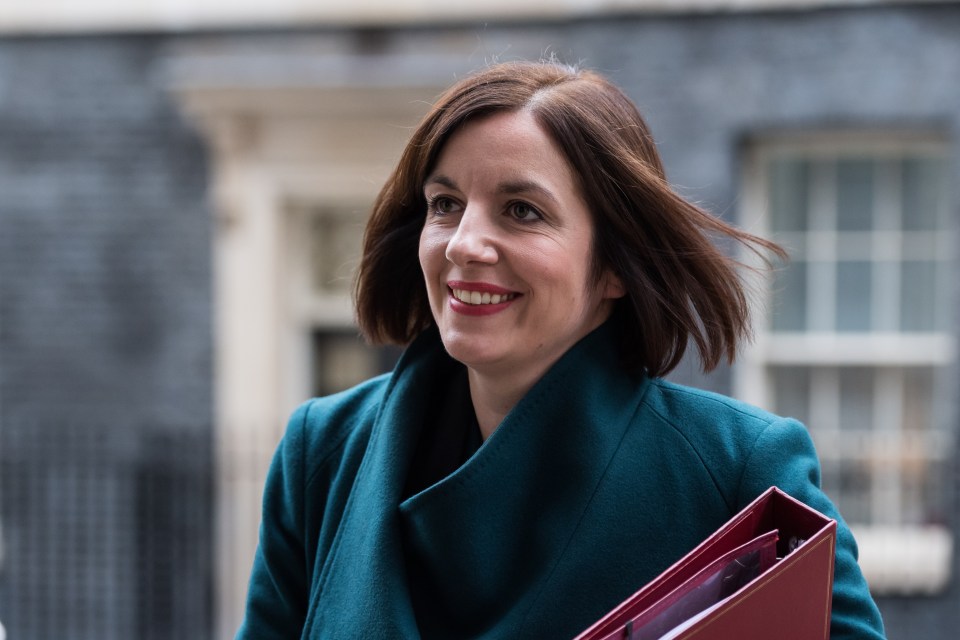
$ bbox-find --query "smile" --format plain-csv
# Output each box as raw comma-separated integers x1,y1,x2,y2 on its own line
451,288,517,305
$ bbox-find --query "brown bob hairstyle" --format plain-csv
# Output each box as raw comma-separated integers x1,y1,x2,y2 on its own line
355,60,783,378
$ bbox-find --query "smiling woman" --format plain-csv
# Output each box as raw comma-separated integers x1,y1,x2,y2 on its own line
235,61,887,639
417,110,625,437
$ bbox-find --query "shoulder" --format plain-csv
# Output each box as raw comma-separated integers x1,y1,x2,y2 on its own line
615,380,885,638
262,374,394,573
641,377,787,447
638,378,816,507
643,378,774,425
279,374,391,483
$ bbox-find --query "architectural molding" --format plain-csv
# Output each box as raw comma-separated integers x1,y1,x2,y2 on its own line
2,0,950,34
173,80,436,638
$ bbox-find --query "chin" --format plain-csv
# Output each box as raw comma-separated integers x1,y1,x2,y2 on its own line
438,334,505,370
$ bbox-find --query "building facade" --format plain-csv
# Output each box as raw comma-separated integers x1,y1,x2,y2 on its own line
1,2,958,638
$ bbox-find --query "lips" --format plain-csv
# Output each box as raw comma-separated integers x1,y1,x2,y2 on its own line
447,281,519,313
451,288,517,305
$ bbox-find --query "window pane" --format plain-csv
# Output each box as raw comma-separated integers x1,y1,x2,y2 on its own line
807,261,834,332
839,367,874,432
901,458,947,525
900,367,943,525
902,157,947,231
872,261,899,332
772,366,810,424
312,331,400,396
768,158,810,232
903,367,933,433
900,261,939,332
836,261,872,331
901,233,940,261
836,159,874,232
836,462,872,524
770,262,808,331
310,214,365,294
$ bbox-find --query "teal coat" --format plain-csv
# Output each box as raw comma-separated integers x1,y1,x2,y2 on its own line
237,323,885,639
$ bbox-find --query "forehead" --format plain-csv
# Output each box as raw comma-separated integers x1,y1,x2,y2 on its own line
429,110,579,192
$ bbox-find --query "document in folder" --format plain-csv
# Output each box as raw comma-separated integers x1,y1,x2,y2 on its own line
575,487,837,640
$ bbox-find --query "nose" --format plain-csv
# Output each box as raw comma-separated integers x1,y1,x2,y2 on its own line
445,206,499,265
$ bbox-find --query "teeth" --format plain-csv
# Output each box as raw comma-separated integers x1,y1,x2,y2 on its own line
452,288,515,305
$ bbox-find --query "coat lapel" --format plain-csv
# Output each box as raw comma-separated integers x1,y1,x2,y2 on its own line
303,330,454,639
398,323,649,638
304,321,650,639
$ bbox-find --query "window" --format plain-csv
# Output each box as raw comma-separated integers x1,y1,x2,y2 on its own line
738,133,955,594
285,202,399,400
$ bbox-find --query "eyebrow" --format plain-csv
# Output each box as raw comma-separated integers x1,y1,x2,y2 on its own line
424,174,458,191
424,174,561,207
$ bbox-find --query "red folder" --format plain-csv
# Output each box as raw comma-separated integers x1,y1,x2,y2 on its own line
575,487,837,640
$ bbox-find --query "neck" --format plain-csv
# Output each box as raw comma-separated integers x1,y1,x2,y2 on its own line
466,366,543,440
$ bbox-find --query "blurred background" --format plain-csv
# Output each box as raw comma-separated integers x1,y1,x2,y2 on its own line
0,0,958,638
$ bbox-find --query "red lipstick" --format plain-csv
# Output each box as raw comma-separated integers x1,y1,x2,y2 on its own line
447,281,519,316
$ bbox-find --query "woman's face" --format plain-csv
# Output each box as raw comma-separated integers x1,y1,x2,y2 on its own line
418,109,624,383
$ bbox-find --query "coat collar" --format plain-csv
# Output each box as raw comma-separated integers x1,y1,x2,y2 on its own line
307,321,649,638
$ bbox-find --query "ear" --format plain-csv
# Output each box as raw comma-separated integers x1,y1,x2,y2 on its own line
600,270,626,300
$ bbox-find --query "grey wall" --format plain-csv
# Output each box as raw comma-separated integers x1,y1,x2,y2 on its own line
0,35,212,425
0,35,213,638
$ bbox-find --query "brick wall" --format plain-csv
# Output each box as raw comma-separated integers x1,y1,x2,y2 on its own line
0,35,213,639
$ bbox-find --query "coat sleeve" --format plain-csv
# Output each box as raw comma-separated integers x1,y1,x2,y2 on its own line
234,401,313,640
736,417,886,639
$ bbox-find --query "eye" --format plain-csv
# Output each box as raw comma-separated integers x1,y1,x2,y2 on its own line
426,195,462,217
507,201,543,222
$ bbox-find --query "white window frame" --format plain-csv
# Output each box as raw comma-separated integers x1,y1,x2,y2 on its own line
283,200,397,399
173,82,437,638
736,131,955,594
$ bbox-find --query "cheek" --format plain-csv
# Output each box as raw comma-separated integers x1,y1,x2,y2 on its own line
418,227,448,279
417,231,428,272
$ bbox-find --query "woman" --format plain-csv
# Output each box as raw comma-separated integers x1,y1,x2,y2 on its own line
237,61,885,639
